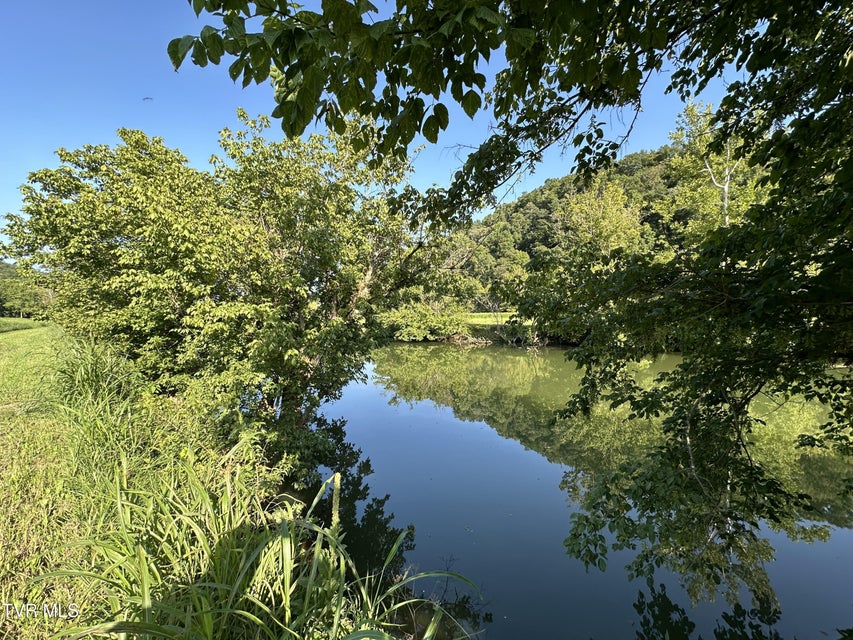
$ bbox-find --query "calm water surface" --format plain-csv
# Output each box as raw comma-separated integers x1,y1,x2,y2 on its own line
325,343,853,639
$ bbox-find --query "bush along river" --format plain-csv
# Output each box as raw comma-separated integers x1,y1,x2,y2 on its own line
323,343,853,639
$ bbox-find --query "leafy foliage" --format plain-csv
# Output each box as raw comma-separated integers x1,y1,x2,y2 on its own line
53,467,474,640
173,5,853,475
170,0,853,399
379,296,469,342
660,102,766,247
0,261,48,317
508,176,646,342
172,1,850,223
4,114,424,457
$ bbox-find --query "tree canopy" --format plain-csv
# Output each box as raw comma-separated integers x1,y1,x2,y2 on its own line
3,113,427,475
171,1,851,215
170,0,852,401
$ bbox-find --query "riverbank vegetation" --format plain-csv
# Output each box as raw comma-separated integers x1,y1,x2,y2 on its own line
0,319,477,639
4,92,850,635
3,96,850,634
175,0,851,596
0,110,478,637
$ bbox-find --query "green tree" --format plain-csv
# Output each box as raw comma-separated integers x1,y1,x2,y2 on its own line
170,1,850,220
4,113,422,465
661,103,765,246
440,213,528,313
510,177,644,342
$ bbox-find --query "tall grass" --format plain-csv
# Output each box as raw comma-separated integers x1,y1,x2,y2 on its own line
1,331,476,639
52,338,220,490
53,339,150,477
50,464,474,640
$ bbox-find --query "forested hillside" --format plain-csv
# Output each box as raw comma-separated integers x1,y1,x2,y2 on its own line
392,104,765,345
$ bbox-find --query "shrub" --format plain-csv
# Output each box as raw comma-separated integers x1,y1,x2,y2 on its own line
380,301,469,342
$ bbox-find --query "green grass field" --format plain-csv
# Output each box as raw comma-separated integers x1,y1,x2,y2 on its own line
462,312,513,327
0,319,84,638
0,317,47,334
461,312,539,344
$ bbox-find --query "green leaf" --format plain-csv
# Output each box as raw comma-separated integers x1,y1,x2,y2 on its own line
201,27,225,64
474,5,503,25
241,65,253,88
461,89,481,119
433,102,449,129
508,27,535,50
278,100,299,126
223,37,242,55
422,114,439,143
228,57,246,81
300,65,326,106
256,0,279,14
192,40,208,67
200,24,218,41
224,13,247,39
368,18,393,40
341,631,394,640
261,27,281,49
167,36,196,70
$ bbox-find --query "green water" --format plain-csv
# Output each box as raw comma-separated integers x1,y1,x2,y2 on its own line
326,343,853,639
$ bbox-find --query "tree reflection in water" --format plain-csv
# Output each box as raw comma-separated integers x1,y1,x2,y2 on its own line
563,435,824,609
634,582,853,639
304,414,491,638
369,343,853,637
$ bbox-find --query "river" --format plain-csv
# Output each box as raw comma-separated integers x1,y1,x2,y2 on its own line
324,343,853,639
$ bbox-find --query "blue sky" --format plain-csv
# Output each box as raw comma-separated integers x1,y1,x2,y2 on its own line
1,1,727,227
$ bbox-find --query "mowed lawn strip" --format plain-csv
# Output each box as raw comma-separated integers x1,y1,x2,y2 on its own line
0,320,83,638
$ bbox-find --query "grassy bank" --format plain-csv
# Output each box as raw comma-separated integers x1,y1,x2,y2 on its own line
461,312,539,344
0,319,472,639
0,319,81,638
0,318,48,334
461,312,510,342
462,312,512,327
